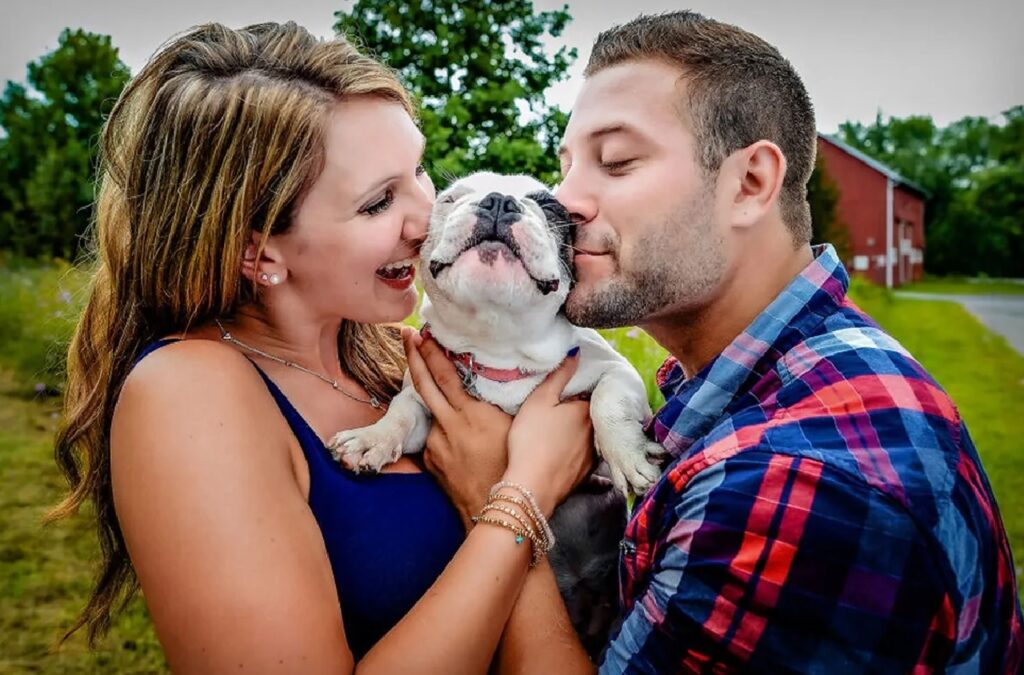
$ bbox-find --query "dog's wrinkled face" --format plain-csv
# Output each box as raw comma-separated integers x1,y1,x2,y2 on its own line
422,172,574,312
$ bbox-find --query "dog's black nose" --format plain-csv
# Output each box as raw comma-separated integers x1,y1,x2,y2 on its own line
475,192,522,236
479,192,522,216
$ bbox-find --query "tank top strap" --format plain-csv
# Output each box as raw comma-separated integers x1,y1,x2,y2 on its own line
132,338,181,367
246,363,333,461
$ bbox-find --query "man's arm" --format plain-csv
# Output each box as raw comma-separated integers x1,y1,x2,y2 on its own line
600,450,953,674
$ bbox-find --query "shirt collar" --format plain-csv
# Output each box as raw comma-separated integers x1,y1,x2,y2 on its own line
648,244,849,458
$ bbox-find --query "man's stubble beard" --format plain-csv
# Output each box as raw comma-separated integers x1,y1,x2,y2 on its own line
565,187,726,329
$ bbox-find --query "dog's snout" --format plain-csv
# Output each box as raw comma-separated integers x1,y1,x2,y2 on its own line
475,192,522,235
480,192,521,216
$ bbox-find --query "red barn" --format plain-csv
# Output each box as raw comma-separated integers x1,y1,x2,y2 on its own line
816,134,928,288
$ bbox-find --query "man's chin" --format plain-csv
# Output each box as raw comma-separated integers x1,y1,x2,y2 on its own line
565,286,623,329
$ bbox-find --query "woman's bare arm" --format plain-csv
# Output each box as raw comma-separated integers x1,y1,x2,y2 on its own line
112,341,354,673
113,340,582,674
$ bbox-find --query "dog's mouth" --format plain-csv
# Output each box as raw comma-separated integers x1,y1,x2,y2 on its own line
428,235,560,295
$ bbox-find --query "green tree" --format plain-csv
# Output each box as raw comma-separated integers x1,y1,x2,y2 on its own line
334,0,575,186
838,110,1023,277
0,29,130,258
807,156,852,262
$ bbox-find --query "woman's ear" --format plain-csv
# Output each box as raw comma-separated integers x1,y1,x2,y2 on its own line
241,230,289,287
724,140,787,229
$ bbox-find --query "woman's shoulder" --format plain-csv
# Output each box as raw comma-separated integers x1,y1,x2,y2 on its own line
125,337,262,397
114,338,290,454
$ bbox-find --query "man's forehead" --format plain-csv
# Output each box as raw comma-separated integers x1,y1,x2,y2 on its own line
562,60,688,149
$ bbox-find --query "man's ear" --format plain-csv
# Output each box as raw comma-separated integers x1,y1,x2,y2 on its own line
724,140,787,229
241,230,289,287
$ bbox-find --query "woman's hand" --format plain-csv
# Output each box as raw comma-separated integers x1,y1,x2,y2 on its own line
403,328,513,528
504,351,595,518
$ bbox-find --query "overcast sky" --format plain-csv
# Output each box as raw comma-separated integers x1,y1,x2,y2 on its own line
2,0,1021,133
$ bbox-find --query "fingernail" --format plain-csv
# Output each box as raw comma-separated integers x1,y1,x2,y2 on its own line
567,346,580,357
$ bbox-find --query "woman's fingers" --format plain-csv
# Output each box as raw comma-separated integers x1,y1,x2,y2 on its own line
416,337,474,410
403,329,456,425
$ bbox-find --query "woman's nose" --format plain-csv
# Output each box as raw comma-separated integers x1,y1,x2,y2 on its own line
404,176,435,242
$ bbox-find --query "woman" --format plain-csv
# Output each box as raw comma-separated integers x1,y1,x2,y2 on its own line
52,22,595,672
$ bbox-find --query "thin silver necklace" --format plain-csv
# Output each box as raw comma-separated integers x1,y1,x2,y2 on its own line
214,319,383,409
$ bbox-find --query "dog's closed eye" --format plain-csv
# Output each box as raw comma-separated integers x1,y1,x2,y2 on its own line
526,191,571,223
437,184,474,206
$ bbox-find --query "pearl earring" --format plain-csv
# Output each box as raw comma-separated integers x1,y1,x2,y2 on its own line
269,274,281,285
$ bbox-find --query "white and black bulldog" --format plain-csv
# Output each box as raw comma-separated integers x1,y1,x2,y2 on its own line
327,171,665,655
329,171,664,497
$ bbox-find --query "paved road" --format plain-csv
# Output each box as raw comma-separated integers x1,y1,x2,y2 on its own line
894,292,1024,356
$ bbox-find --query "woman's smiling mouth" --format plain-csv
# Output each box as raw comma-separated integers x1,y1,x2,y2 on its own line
376,257,417,289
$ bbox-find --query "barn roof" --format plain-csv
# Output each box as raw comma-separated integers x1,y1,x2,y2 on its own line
818,133,930,198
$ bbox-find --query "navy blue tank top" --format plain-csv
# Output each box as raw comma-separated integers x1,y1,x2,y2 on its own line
134,340,464,658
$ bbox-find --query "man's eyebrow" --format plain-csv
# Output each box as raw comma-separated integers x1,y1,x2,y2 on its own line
558,123,634,159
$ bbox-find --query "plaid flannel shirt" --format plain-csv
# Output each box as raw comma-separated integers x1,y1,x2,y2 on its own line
600,245,1023,674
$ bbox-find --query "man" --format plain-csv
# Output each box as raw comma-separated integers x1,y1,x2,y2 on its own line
551,10,1022,673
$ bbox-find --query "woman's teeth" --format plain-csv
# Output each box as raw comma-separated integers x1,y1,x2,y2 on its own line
376,258,415,279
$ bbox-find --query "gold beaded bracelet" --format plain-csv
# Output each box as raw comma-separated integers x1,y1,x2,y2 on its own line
489,481,556,548
471,515,545,566
480,503,536,536
487,485,552,553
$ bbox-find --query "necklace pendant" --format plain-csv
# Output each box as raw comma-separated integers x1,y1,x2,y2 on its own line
369,395,381,409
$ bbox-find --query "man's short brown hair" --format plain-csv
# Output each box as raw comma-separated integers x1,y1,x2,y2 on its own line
586,11,816,244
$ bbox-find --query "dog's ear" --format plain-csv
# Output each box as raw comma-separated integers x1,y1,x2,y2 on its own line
526,190,575,282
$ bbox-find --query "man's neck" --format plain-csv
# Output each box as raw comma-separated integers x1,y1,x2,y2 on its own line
643,239,814,380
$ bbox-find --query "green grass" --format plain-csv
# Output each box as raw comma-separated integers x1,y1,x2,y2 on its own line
0,255,89,392
0,367,167,673
1,261,1021,672
902,276,1024,296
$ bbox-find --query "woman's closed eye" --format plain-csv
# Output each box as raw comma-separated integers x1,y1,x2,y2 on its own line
600,158,637,175
361,189,395,216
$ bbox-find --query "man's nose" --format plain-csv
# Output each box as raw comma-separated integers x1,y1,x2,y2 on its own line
553,170,595,226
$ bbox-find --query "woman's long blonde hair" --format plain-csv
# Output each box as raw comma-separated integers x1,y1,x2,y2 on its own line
50,22,412,645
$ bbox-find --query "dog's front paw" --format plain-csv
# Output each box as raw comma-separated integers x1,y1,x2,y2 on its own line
328,421,406,474
599,436,666,497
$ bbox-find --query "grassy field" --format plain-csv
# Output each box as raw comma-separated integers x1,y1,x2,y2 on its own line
0,260,1021,672
902,276,1024,296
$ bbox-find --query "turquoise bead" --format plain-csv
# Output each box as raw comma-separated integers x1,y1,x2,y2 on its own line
515,535,524,544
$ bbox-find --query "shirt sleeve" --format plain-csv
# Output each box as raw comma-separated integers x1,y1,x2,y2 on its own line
600,450,954,674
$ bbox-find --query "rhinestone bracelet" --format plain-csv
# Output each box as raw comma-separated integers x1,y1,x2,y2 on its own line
489,494,553,553
489,481,556,549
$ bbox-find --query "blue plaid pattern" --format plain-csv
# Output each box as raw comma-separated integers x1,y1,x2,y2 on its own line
600,245,1023,674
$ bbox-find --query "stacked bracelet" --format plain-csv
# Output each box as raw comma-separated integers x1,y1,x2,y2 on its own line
471,481,556,568
489,481,556,548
